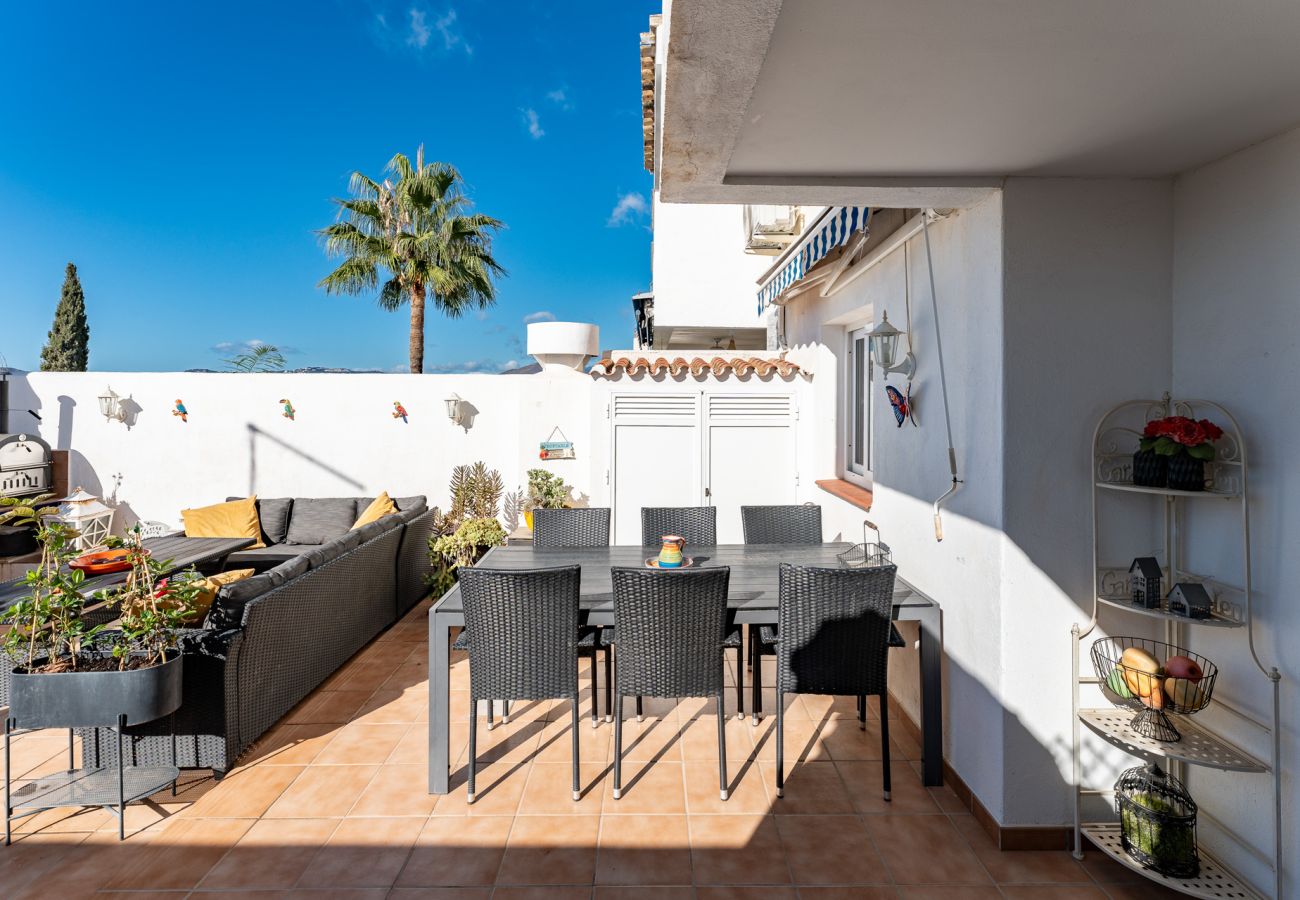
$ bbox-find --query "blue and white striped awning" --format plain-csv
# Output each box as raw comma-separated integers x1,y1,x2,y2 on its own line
756,206,871,312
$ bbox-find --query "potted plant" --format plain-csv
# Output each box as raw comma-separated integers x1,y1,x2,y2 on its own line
1135,416,1224,492
0,493,55,558
523,468,571,530
427,462,507,595
3,518,202,729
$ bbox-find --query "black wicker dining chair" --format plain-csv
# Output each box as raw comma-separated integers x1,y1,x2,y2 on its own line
459,565,583,804
765,563,898,802
610,566,732,802
641,505,717,548
638,506,744,719
533,507,611,549
740,504,823,545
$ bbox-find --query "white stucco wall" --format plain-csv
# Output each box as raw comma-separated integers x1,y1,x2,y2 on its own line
6,371,601,530
782,195,1010,818
650,198,773,332
1169,126,1299,896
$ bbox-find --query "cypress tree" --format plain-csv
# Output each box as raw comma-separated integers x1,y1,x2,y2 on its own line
40,262,90,371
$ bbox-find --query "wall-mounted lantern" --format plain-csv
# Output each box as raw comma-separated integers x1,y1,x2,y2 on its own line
97,387,127,423
867,310,916,381
444,393,467,427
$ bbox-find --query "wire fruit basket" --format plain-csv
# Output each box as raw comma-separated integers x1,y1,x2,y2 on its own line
837,519,892,569
1090,637,1217,742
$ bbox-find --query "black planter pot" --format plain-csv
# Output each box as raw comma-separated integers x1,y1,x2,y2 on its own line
1166,455,1206,492
8,654,183,730
1132,450,1168,488
0,524,37,558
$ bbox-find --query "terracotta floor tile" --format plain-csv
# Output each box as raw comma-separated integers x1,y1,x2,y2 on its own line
596,813,692,885
684,758,771,815
349,763,440,816
775,815,889,885
860,814,991,885
604,760,685,814
678,712,757,761
797,889,897,899
749,717,832,763
198,817,339,889
264,765,379,818
0,832,92,895
353,686,430,725
819,716,901,761
104,816,254,890
949,814,1089,883
697,888,799,900
290,690,376,725
295,816,423,888
1101,882,1191,899
497,814,599,885
433,758,530,815
835,761,939,815
388,889,492,899
610,715,685,763
334,657,405,694
895,887,1000,899
314,723,409,765
492,887,596,899
185,763,303,818
533,715,613,763
599,888,697,899
998,887,1109,899
388,724,433,765
395,815,513,887
689,814,791,885
518,762,608,814
761,761,854,815
257,723,341,765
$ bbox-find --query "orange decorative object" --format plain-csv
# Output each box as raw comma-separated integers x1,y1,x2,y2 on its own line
69,548,149,575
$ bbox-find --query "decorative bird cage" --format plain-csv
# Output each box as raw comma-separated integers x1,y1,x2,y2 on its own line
1128,557,1162,610
57,487,114,550
1115,763,1199,878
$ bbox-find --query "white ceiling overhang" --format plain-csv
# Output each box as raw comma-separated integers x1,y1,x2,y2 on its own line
660,0,1300,207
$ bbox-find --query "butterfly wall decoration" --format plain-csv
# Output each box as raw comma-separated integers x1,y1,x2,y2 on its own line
885,382,917,428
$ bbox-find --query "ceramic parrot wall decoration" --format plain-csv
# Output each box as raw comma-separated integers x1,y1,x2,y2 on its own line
279,398,296,421
392,401,409,423
171,399,188,422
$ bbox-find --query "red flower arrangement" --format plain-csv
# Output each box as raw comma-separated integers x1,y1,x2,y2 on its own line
1140,416,1223,461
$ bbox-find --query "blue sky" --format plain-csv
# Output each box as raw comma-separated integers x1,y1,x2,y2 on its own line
0,1,657,373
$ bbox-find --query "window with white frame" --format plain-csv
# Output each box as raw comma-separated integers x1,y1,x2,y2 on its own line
846,325,872,483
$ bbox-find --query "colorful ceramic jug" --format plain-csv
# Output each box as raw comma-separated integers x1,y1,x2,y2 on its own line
658,534,686,568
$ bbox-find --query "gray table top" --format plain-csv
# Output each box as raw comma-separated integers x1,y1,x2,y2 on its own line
0,535,255,612
431,542,936,617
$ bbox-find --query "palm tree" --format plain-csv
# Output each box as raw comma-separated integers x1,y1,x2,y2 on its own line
318,148,505,373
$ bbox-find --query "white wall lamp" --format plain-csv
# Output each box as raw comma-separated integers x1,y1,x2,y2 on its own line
97,387,127,423
866,311,916,381
444,393,467,427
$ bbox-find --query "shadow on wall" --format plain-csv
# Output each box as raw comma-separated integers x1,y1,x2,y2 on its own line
2,372,44,439
245,422,365,496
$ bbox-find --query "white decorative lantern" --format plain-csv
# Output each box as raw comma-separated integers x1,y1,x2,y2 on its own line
867,310,916,381
444,393,466,427
57,487,115,550
97,387,126,422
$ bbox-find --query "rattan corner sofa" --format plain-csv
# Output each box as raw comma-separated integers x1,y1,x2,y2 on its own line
81,495,436,776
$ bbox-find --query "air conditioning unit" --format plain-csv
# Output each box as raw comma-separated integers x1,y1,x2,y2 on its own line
743,205,802,254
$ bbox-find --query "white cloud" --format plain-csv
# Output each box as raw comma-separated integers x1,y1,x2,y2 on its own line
523,311,556,325
546,86,573,110
212,338,298,355
406,8,431,48
434,8,471,54
607,191,650,227
520,107,544,139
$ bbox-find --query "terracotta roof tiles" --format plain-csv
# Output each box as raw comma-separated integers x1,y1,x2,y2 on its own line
593,355,802,378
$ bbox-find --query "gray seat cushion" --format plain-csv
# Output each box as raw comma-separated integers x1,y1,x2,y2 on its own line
285,498,360,545
225,544,320,568
227,497,294,545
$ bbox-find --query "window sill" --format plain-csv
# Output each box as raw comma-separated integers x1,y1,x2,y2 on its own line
816,479,874,512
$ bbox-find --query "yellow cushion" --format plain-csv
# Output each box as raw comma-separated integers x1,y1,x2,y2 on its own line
353,491,398,529
182,497,265,549
186,568,255,625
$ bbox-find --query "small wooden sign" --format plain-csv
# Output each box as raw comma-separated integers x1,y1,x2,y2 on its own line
540,427,575,460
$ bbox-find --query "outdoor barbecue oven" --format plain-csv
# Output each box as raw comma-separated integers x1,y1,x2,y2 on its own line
0,375,52,499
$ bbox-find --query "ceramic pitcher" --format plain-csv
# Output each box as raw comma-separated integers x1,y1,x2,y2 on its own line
658,534,686,568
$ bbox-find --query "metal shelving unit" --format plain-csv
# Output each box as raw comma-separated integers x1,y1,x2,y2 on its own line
1071,397,1283,899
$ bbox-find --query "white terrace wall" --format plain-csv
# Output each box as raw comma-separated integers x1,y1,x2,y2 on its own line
7,371,603,530
1170,125,1300,895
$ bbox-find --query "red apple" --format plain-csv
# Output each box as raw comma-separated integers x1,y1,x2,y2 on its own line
1163,655,1203,682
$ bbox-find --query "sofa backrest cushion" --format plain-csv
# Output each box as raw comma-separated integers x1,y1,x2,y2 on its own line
351,518,392,545
303,529,365,569
227,497,294,545
207,555,310,629
286,498,361,545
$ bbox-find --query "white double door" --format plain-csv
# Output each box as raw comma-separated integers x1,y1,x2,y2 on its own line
609,391,798,545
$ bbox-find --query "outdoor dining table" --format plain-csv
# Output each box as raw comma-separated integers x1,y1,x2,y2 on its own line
427,542,944,792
